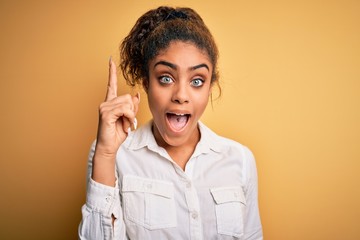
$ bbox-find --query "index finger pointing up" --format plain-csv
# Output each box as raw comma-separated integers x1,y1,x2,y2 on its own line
105,57,118,101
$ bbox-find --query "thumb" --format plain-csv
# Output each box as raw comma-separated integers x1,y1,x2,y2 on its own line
132,92,140,115
130,92,140,130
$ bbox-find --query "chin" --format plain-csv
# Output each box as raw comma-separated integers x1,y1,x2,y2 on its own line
162,134,190,147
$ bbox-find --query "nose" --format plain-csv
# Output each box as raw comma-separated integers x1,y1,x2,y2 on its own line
171,82,189,104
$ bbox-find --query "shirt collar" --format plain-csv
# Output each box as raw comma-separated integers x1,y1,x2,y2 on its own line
126,120,157,151
126,120,223,154
195,121,223,154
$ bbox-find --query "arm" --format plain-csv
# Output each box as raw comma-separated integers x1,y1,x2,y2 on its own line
78,143,126,240
92,58,139,186
78,58,140,239
242,147,263,240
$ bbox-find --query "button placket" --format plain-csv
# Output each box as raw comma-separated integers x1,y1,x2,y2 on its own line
191,212,198,219
105,195,112,202
183,180,203,240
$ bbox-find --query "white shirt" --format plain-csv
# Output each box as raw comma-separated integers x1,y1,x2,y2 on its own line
79,121,262,240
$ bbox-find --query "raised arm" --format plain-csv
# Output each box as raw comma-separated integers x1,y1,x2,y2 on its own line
92,57,139,186
79,58,140,240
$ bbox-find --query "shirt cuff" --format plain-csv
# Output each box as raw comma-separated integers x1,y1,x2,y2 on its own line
86,178,120,216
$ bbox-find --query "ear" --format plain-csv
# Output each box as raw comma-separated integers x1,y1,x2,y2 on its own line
209,80,221,100
208,81,214,97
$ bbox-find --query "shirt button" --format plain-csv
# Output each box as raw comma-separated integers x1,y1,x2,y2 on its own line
191,212,198,219
105,195,112,202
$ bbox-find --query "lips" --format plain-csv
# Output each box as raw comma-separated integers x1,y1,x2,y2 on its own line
166,112,190,132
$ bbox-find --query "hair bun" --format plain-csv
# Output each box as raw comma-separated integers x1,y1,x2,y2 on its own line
120,6,219,89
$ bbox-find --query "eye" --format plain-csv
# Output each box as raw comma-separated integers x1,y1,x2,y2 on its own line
190,78,204,87
159,75,174,84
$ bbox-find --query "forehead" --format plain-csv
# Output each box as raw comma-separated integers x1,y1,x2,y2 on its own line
151,41,212,67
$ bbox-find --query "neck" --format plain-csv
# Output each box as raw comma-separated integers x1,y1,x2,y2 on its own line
152,122,200,170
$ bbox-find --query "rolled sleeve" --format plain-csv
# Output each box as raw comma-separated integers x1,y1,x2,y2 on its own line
86,178,119,215
79,178,123,240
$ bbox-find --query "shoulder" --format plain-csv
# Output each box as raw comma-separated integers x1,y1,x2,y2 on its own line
200,122,254,160
203,125,259,185
218,135,255,166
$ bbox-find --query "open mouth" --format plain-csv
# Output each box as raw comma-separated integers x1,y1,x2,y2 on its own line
166,113,190,132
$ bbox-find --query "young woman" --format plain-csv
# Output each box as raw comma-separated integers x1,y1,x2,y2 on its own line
79,6,262,240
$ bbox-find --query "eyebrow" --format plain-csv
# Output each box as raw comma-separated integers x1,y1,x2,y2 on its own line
190,63,209,71
153,60,209,71
154,61,177,70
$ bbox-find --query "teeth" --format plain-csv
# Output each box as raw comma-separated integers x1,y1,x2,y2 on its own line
168,112,187,116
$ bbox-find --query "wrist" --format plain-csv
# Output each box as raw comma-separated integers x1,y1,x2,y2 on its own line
93,143,118,160
91,149,117,187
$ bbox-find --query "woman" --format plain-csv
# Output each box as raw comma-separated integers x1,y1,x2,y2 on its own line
79,6,262,240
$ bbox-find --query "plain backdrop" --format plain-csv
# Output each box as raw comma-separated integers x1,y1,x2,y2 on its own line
0,0,359,239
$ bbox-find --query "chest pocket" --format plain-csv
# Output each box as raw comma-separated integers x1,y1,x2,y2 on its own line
122,175,177,230
210,186,246,238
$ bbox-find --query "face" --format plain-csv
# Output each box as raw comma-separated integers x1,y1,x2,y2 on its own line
147,41,213,148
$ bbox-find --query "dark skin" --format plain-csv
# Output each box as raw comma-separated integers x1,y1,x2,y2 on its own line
94,41,213,226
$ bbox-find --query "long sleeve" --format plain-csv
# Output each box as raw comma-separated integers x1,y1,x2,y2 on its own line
78,143,127,240
242,147,263,240
78,123,263,239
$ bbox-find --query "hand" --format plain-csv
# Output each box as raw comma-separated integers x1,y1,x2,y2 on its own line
92,57,140,185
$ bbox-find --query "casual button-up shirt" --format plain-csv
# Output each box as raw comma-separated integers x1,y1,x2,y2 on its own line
79,121,262,240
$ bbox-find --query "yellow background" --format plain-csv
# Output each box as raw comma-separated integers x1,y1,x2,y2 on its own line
0,0,359,239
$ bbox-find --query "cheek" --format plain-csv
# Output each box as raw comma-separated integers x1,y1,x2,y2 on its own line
194,91,210,114
147,88,165,115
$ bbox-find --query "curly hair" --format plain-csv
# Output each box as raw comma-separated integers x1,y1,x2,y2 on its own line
120,6,220,91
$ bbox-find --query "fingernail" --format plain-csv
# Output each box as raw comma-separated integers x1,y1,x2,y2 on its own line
133,118,138,130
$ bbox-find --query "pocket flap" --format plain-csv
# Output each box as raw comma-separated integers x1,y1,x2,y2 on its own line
210,186,246,205
122,175,174,199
